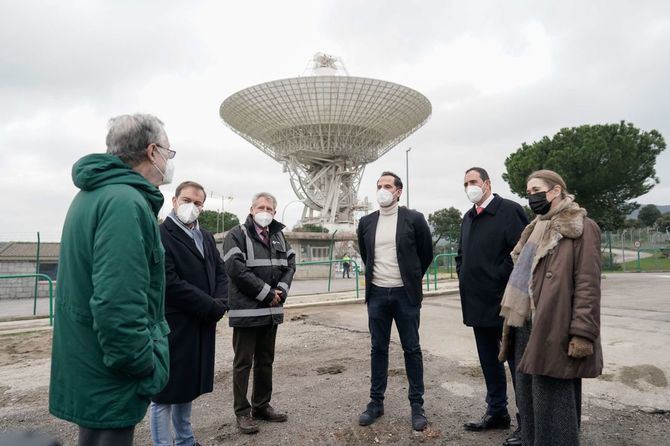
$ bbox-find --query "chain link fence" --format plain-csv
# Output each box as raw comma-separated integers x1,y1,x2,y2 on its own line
602,228,670,271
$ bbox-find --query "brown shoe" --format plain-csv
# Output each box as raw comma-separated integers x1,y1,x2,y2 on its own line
252,405,288,422
236,414,259,434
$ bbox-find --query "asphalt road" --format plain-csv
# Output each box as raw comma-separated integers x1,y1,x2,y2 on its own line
301,273,670,412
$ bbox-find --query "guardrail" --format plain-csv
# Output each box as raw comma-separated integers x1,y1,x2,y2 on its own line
431,253,457,289
0,273,54,326
296,259,361,299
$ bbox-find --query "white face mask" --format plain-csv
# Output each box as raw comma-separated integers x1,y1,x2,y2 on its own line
152,149,174,185
176,202,200,225
253,211,273,228
376,188,395,207
465,185,484,203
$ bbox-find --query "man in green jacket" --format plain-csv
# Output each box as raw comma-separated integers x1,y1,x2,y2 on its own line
49,114,175,446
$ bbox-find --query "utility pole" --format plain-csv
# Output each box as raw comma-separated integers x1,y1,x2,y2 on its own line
405,147,412,208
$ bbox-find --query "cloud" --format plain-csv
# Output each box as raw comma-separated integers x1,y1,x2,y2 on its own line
1,0,669,241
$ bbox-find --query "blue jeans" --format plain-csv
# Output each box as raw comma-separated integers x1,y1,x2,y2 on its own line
367,284,424,407
150,401,195,446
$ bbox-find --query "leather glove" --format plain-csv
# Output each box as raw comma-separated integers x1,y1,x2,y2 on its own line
567,336,594,358
208,299,228,323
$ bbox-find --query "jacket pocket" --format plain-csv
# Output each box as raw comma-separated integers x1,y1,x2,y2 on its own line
273,245,290,273
136,320,170,397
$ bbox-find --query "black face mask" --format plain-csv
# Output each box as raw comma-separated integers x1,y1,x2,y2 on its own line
528,191,552,215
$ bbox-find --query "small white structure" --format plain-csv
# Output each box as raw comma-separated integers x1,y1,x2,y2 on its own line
0,242,59,299
220,53,431,228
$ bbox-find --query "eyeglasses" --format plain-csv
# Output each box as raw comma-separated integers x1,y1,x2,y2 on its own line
155,144,176,159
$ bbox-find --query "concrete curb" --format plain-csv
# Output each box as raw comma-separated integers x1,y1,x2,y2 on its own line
285,288,459,310
0,317,52,335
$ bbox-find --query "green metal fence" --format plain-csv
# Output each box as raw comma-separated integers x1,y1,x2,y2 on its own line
296,259,361,299
602,229,670,272
0,273,54,326
431,252,457,290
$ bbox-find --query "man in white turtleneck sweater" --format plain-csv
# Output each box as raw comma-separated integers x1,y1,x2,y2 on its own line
356,171,434,432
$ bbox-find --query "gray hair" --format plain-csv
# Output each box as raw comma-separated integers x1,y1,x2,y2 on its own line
106,113,167,167
251,192,277,209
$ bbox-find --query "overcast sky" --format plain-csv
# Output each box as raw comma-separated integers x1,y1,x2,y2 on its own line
1,0,669,241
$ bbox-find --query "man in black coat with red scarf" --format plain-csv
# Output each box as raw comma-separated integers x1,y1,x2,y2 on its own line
151,181,228,446
456,167,528,446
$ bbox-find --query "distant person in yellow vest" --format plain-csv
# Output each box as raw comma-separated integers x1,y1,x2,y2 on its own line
342,254,352,278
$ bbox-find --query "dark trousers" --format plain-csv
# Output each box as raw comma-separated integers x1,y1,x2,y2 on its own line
367,284,424,407
343,264,351,278
473,326,517,416
232,325,278,416
77,425,134,446
515,320,582,446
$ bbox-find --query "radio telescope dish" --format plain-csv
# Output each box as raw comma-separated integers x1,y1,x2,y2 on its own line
220,53,431,226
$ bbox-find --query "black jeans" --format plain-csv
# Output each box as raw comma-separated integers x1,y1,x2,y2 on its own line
473,326,517,416
366,284,424,407
232,325,278,416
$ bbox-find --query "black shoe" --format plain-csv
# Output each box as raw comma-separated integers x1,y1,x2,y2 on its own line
236,414,259,434
464,411,511,431
411,406,428,431
358,402,384,426
502,426,522,445
252,405,288,422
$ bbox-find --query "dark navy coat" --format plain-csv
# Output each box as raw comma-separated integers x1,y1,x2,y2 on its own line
152,217,228,404
456,194,528,327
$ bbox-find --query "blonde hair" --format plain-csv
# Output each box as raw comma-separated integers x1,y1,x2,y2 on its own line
527,169,569,198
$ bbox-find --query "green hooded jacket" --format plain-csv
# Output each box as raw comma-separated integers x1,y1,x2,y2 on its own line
49,154,170,428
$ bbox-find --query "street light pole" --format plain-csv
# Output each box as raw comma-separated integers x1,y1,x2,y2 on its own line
210,191,233,234
405,147,412,208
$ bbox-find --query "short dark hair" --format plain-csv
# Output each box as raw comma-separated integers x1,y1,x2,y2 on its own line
465,167,489,182
175,181,207,201
379,171,403,189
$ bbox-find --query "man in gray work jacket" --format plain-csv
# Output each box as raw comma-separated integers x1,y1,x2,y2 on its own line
223,192,296,435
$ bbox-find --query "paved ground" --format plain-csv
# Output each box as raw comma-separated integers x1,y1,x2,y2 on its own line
0,274,669,445
302,273,670,412
608,249,653,264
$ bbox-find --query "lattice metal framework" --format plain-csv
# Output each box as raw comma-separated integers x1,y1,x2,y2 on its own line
220,61,431,225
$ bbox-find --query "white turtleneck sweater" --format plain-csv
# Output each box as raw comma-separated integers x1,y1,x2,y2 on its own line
372,201,403,288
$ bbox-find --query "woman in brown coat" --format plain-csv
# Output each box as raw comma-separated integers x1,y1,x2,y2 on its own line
499,169,603,446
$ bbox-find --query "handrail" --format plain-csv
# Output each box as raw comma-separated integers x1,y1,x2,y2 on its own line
0,273,54,326
432,253,457,289
295,259,360,299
